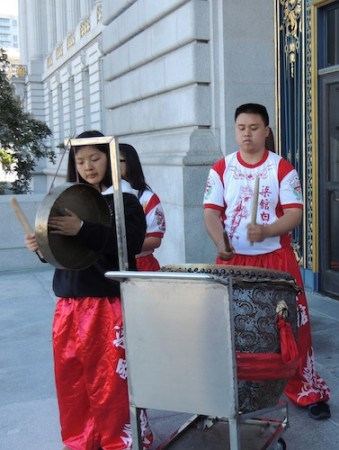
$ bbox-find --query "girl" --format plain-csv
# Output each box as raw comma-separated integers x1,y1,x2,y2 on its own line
119,143,166,271
25,130,153,449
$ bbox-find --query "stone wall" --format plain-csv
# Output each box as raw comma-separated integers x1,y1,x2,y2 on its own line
100,0,275,266
100,0,222,265
18,0,276,268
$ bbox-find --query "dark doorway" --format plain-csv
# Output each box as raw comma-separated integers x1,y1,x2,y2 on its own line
319,73,339,297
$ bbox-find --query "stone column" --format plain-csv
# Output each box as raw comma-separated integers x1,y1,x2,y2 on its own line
67,0,80,32
55,0,66,43
80,0,93,19
25,0,46,60
18,0,27,64
46,0,57,52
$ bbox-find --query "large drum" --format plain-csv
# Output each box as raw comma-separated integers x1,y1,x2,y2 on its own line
161,264,300,412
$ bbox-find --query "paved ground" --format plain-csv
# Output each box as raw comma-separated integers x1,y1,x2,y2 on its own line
0,268,339,449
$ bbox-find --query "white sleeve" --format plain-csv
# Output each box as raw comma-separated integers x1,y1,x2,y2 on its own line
280,169,303,207
203,168,225,208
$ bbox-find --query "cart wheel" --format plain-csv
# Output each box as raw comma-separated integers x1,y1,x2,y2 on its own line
271,438,286,450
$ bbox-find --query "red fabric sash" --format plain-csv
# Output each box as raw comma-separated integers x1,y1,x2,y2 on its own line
236,316,299,381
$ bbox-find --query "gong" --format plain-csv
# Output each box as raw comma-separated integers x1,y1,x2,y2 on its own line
35,182,111,270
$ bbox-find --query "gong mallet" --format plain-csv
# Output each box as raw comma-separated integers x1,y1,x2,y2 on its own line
250,176,260,245
10,197,34,235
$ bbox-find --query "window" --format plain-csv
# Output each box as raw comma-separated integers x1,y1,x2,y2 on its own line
326,5,339,66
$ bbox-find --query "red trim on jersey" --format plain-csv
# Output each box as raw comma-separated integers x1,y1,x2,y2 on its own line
210,158,227,222
237,149,270,168
203,203,224,211
143,193,160,214
283,203,303,210
146,232,163,238
277,157,295,184
212,158,226,187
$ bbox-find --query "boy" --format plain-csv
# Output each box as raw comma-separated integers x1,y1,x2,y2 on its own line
203,103,330,420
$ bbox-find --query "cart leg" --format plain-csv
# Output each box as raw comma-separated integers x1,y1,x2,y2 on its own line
228,417,240,450
130,405,143,450
154,414,201,450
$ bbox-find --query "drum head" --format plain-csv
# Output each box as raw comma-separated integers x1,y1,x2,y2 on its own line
161,263,297,285
35,183,111,270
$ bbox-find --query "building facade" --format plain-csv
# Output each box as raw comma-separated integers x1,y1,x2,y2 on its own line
18,0,339,298
0,12,19,50
0,10,22,187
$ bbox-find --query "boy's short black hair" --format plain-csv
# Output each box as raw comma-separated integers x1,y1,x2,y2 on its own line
235,103,269,126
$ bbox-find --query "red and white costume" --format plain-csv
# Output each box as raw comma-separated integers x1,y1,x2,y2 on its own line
136,189,166,271
203,150,330,407
53,297,153,450
51,188,153,449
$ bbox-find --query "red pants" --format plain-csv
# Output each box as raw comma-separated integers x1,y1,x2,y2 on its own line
53,297,153,450
136,254,160,271
216,246,330,407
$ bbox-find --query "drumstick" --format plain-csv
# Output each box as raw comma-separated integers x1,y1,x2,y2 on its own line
223,230,231,252
250,176,260,245
251,175,260,225
9,197,34,235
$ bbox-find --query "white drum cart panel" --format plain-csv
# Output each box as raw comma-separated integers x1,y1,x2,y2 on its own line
118,274,238,418
106,271,290,450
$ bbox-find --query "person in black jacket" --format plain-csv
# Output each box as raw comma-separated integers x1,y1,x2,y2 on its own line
24,131,153,450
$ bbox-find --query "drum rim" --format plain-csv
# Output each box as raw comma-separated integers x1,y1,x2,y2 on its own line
161,263,300,290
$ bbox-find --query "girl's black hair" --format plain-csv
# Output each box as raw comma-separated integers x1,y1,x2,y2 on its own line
66,130,112,188
119,143,151,196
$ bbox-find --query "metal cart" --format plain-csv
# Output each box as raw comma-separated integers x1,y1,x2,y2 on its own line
105,271,289,450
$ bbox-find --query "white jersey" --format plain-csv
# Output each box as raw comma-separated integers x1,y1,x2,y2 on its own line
137,189,166,257
203,150,303,255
